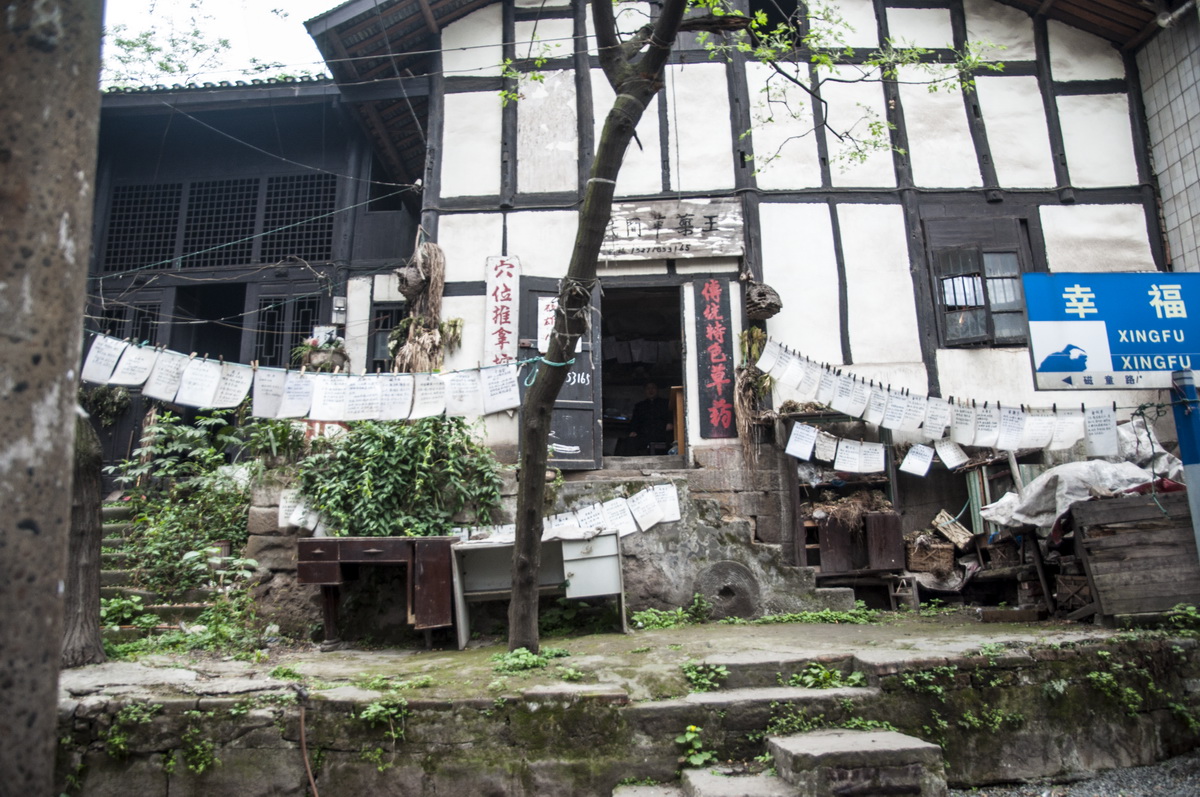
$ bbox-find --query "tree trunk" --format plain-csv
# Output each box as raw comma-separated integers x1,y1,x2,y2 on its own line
62,418,107,668
508,0,691,652
0,3,102,792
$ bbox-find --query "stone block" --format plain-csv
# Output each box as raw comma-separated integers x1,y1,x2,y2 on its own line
771,729,946,797
755,513,782,544
681,769,792,796
250,472,294,507
245,535,296,572
247,506,284,536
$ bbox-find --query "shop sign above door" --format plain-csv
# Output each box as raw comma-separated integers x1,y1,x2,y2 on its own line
599,198,743,261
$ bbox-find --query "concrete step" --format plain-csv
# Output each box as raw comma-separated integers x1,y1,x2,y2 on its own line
144,603,211,623
707,655,860,690
101,586,217,604
681,769,792,796
102,504,133,521
102,521,133,537
102,552,129,568
100,569,134,587
770,729,947,797
612,785,685,797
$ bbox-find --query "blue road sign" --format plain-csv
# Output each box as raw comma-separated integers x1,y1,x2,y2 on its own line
1023,272,1200,390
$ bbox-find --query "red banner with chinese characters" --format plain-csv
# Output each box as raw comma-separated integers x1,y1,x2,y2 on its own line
485,256,520,365
695,278,736,439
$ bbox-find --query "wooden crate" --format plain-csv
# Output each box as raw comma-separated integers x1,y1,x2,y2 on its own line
984,540,1022,568
906,540,954,573
1055,575,1091,611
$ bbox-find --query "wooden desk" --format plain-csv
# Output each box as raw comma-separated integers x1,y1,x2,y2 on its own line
297,536,456,644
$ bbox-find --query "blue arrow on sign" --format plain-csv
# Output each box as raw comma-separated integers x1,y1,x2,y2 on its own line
1062,376,1073,385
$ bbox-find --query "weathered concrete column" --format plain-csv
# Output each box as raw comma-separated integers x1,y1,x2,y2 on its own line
0,3,102,794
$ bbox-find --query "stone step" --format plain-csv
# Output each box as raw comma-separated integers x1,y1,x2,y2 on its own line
612,785,685,797
100,586,217,605
144,603,211,623
102,552,129,568
770,729,947,797
707,655,860,690
102,504,133,521
681,769,792,796
100,569,134,587
101,538,129,550
102,521,133,537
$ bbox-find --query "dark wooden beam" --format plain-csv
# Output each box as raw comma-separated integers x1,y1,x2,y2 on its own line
417,0,440,34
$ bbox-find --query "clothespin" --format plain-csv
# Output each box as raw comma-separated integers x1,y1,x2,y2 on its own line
1113,401,1117,412
251,360,259,371
188,352,198,361
1052,403,1056,413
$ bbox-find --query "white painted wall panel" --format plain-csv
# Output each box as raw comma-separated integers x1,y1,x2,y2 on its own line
513,19,573,61
666,63,736,192
843,362,929,395
517,70,578,194
823,67,896,187
345,276,372,372
759,203,842,367
442,296,487,373
437,214,502,282
839,204,924,364
1058,94,1139,188
506,210,578,277
975,76,1056,188
963,0,1035,62
1048,20,1125,82
898,66,982,188
442,5,503,78
745,61,821,190
442,93,503,197
811,0,878,49
1040,204,1156,272
591,68,662,196
886,8,953,49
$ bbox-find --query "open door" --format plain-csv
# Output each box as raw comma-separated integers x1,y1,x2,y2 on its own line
518,277,603,470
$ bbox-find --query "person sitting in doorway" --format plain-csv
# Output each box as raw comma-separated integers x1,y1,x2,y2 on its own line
618,381,673,455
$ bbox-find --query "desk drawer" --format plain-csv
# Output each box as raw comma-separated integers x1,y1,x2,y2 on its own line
297,561,343,584
339,538,414,562
297,539,338,561
562,534,618,561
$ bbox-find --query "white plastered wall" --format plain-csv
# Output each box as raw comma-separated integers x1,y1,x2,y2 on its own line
516,69,578,194
974,76,1057,188
886,8,953,49
665,63,736,192
963,0,1036,62
838,204,924,365
744,61,821,189
812,0,878,49
898,65,982,188
1048,20,1125,82
513,18,573,62
506,210,579,278
1057,94,1139,187
441,92,503,197
437,214,503,282
591,68,661,196
442,5,503,78
1040,205,1156,272
822,66,896,187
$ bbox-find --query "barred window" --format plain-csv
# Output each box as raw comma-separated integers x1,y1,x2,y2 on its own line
102,184,182,272
261,174,338,264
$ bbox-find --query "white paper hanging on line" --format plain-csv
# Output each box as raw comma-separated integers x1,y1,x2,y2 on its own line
881,391,908,430
211,363,254,408
815,370,837,405
309,374,349,421
174,358,223,407
833,439,862,472
653,484,682,522
792,361,819,401
830,373,856,415
900,394,927,433
951,403,976,446
251,368,287,418
1048,407,1086,450
994,406,1027,451
785,423,818,461
344,375,383,421
755,339,782,374
863,387,888,426
1084,405,1120,457
846,379,871,418
378,374,415,421
973,405,1000,447
627,487,665,531
289,500,320,531
443,370,484,417
277,372,316,418
409,373,447,419
575,502,607,531
813,431,839,462
934,438,970,470
278,489,302,528
480,364,522,414
1018,407,1057,449
108,345,159,386
601,496,640,536
899,444,935,476
779,355,808,394
924,399,953,440
142,350,190,401
859,442,887,473
768,347,794,382
81,335,130,384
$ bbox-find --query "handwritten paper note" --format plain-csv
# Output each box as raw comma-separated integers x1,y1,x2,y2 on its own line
81,335,129,384
174,358,222,407
141,350,189,401
899,444,935,476
277,372,316,418
881,391,908,430
1048,408,1085,450
847,379,871,418
863,387,888,426
899,395,927,432
211,363,254,408
973,405,1000,448
994,407,1027,451
779,355,808,395
785,423,818,460
481,364,522,414
815,370,836,405
951,404,976,446
860,442,886,473
601,497,640,536
768,347,794,382
108,346,159,386
278,489,302,528
1085,405,1119,457
409,374,447,419
309,374,349,421
443,371,484,417
627,487,665,531
795,361,821,401
830,374,856,415
378,374,414,421
923,399,952,440
575,502,607,531
813,431,839,462
833,439,862,472
1018,408,1057,450
934,439,969,470
653,484,682,522
345,375,383,421
755,339,781,374
251,368,287,418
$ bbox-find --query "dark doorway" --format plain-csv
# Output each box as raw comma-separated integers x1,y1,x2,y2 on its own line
601,286,684,456
169,283,247,363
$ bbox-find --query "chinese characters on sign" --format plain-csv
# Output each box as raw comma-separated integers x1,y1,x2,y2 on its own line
599,198,743,260
485,256,520,365
694,278,736,438
1023,273,1200,390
